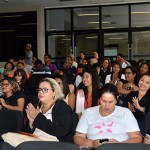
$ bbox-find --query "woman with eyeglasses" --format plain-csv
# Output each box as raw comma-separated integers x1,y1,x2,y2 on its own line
116,66,139,106
25,77,75,143
0,77,25,111
123,73,150,134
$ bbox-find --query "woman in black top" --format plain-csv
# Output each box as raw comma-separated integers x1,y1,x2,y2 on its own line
0,77,25,111
123,73,150,134
26,77,75,143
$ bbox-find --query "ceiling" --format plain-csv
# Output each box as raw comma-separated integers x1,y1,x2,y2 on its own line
0,0,150,8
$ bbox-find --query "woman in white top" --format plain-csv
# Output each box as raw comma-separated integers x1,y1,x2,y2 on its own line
74,83,142,149
105,61,125,85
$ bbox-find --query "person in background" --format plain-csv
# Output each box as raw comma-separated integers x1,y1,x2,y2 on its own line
69,53,78,68
116,66,139,106
0,77,25,111
32,59,50,73
25,43,33,66
54,74,75,111
0,61,15,78
18,58,32,74
123,73,150,134
25,77,75,143
44,54,58,76
9,61,30,79
14,68,28,92
116,53,130,70
137,62,150,82
96,57,111,85
75,66,101,116
78,52,85,66
74,83,142,149
105,62,125,85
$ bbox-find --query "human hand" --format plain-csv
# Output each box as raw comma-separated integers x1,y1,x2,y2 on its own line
107,138,119,143
92,139,101,148
128,102,135,112
132,97,140,110
144,134,150,144
0,98,6,107
26,103,40,121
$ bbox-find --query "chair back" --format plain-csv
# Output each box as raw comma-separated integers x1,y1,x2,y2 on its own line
95,143,150,150
0,141,11,150
144,112,150,135
16,141,80,150
0,110,23,137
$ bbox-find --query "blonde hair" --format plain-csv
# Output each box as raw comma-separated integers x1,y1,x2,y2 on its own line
39,77,64,101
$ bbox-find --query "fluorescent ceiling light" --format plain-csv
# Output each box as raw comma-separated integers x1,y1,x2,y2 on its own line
88,21,110,24
131,11,150,14
105,33,121,36
20,23,37,25
61,39,71,40
18,36,32,38
109,37,124,40
0,30,16,32
77,14,99,16
86,36,97,39
143,35,150,37
103,27,115,29
0,15,22,18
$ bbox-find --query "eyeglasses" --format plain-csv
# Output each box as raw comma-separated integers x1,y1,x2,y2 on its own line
1,83,10,87
125,72,133,75
36,88,53,93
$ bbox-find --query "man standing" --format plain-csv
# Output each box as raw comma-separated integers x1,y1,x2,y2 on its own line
25,43,33,66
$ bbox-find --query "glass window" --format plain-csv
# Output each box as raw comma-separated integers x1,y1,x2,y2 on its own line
131,4,150,27
104,32,128,59
46,9,71,31
48,34,71,58
75,33,98,57
132,31,150,61
102,5,128,29
73,7,99,30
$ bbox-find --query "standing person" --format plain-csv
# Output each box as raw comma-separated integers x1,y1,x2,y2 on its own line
25,77,75,143
123,73,150,134
25,43,33,66
74,83,142,149
75,66,101,116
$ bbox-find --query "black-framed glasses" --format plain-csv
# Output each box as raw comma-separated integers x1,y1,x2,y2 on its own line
1,83,10,87
36,88,53,93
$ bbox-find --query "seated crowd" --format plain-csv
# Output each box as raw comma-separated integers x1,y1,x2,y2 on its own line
0,52,150,149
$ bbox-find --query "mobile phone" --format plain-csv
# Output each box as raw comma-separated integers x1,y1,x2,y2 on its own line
99,138,109,143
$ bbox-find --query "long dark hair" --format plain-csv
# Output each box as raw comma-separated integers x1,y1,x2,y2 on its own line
54,74,70,98
14,68,27,90
82,66,100,107
111,61,122,81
